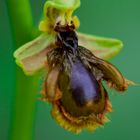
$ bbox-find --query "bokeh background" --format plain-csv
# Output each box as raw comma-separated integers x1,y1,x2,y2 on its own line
0,0,140,140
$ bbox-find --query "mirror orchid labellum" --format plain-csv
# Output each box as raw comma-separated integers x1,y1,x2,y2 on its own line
42,23,133,133
14,0,134,134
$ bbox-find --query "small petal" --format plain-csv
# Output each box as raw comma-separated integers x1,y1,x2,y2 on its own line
72,16,80,29
39,20,52,32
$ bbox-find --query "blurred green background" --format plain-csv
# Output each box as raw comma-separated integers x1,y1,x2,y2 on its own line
0,0,140,140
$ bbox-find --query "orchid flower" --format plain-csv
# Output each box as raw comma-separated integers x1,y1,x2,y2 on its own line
14,0,133,134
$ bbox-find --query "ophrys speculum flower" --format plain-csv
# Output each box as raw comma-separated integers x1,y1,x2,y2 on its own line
14,0,134,134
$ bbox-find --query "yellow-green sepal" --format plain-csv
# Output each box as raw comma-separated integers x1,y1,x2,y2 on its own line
14,33,56,75
44,0,80,14
39,0,80,32
78,32,123,60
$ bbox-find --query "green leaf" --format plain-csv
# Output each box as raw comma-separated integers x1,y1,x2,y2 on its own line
78,32,123,60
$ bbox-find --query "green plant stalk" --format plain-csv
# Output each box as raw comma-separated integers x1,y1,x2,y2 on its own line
6,1,38,140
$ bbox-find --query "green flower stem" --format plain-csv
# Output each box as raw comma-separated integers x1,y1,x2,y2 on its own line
6,1,38,140
6,0,33,45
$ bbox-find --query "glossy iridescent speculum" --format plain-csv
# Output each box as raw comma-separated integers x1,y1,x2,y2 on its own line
42,23,132,133
13,0,134,134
